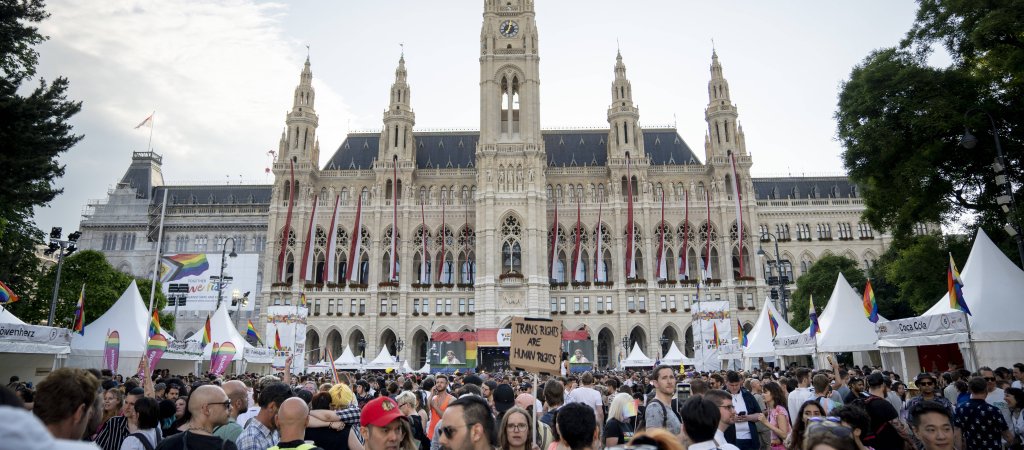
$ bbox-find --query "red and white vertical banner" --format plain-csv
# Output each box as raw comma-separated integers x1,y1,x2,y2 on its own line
680,190,690,280
550,200,560,281
390,157,399,281
300,195,319,282
571,198,584,282
345,196,363,283
704,192,712,280
420,201,429,284
625,154,636,279
323,195,341,283
594,202,605,282
729,152,745,277
656,192,667,280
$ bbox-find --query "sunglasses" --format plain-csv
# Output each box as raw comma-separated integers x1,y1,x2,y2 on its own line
207,400,232,409
985,377,997,382
439,424,469,439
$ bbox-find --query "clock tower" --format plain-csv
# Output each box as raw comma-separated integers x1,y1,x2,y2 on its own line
475,0,549,324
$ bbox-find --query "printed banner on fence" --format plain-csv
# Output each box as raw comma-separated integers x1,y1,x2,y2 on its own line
510,317,562,374
693,301,730,372
266,305,307,372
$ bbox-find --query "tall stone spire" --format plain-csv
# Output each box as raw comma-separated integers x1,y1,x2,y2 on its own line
379,54,416,162
280,56,320,163
607,50,644,160
704,50,745,159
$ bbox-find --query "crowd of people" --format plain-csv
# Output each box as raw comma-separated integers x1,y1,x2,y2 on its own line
2,357,1024,450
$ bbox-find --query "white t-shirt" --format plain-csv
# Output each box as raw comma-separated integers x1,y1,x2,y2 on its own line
566,386,603,419
121,428,160,450
1013,380,1021,389
987,388,1011,425
732,391,751,440
787,386,813,426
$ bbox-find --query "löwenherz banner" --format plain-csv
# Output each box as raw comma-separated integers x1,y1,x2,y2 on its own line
0,323,71,346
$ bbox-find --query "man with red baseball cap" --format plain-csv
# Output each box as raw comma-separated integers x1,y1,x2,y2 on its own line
361,396,408,450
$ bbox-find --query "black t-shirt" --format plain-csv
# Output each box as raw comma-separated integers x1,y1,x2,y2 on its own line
304,425,350,450
861,395,902,449
275,439,325,450
155,430,239,450
603,418,634,445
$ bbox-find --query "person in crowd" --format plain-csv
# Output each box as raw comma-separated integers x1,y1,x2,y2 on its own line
858,372,913,449
267,397,322,450
33,367,100,441
644,365,681,437
304,391,360,450
801,419,858,450
787,400,824,450
397,391,429,450
212,380,247,443
942,372,959,405
842,377,866,405
626,429,685,450
554,402,597,450
1013,363,1024,390
438,395,496,450
497,406,533,450
121,397,160,450
679,395,739,450
164,398,189,437
908,401,954,450
100,389,125,431
540,380,563,428
809,374,839,415
482,381,497,413
155,385,237,450
603,392,636,447
829,405,871,450
758,381,790,450
493,384,516,422
954,376,1015,449
566,372,603,425
1007,387,1024,449
981,366,1013,425
724,371,763,450
788,369,814,426
236,382,293,450
892,381,908,406
427,375,451,441
900,373,954,425
94,387,145,450
164,386,180,402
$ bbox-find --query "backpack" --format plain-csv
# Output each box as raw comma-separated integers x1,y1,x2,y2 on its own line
650,398,681,427
128,432,157,450
854,396,892,445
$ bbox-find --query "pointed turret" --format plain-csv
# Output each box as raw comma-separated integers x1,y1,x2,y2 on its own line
379,54,416,162
704,50,745,159
279,56,320,163
607,50,644,160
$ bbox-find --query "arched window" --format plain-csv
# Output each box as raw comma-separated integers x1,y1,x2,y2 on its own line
500,215,523,274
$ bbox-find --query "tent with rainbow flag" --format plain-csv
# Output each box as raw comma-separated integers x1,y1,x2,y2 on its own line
877,229,1024,378
185,304,273,374
0,304,72,383
740,296,799,369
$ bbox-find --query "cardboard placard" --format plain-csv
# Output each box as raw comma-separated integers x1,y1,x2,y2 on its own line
510,317,562,374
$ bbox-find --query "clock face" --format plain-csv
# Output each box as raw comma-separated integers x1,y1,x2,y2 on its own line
499,20,519,38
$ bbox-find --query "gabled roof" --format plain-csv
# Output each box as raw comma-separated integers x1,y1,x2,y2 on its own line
325,128,701,170
751,176,859,200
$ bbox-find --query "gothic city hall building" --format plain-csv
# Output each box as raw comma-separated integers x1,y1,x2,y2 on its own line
79,0,895,370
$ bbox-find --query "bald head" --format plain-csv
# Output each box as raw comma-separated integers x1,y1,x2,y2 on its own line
222,380,248,418
223,380,247,397
276,397,310,442
188,385,232,430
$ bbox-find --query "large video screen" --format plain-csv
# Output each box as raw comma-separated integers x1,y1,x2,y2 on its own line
564,341,595,364
158,253,259,311
429,341,467,366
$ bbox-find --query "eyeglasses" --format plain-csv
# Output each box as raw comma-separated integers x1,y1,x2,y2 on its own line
207,400,232,409
440,424,468,439
506,423,528,431
985,377,996,382
718,404,735,411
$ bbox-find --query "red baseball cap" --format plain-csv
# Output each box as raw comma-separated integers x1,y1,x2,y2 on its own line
360,396,404,427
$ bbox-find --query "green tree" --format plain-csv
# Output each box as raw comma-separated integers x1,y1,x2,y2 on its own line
869,233,971,316
789,255,867,331
835,0,1023,254
0,0,83,301
15,250,173,331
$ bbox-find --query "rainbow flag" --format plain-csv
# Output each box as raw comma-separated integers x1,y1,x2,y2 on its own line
165,254,209,281
274,328,283,351
148,309,162,338
808,295,822,338
737,318,748,347
0,280,19,304
948,253,971,316
767,309,779,338
201,314,211,348
712,322,720,348
299,292,307,307
72,285,85,335
246,320,263,344
862,279,879,323
104,330,120,373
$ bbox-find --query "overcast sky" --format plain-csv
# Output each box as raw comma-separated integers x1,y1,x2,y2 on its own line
31,0,923,236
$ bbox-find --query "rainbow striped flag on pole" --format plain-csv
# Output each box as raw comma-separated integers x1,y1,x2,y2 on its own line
72,285,85,335
246,320,263,344
737,318,748,347
948,253,972,315
862,279,879,323
0,280,19,304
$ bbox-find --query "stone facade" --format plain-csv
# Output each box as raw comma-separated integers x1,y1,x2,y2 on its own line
78,0,894,369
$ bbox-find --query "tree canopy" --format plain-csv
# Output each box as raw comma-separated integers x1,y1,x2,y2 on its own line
789,254,867,331
10,250,173,331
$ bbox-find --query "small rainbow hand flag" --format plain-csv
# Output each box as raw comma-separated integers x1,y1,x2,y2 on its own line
862,279,879,323
201,314,211,348
808,295,822,338
767,309,779,338
0,280,19,304
948,253,971,316
274,328,283,351
712,322,720,348
247,320,263,344
72,285,86,335
737,318,748,347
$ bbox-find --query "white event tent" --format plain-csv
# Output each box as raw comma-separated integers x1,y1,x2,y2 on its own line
879,229,1024,375
334,346,362,371
741,297,799,369
364,347,400,371
0,304,72,383
186,304,272,373
620,343,655,368
69,281,152,375
660,341,692,368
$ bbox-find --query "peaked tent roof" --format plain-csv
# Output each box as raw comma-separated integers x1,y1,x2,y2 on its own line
746,296,800,357
0,305,25,324
774,327,816,356
621,343,655,367
924,229,1024,342
401,360,413,373
334,346,362,371
0,305,72,355
816,273,886,353
660,341,692,366
71,280,149,355
365,347,399,370
185,304,259,360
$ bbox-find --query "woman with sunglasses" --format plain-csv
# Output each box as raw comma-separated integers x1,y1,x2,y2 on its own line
801,417,858,450
787,400,824,450
498,406,533,450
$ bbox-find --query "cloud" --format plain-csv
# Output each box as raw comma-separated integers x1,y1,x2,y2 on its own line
33,0,352,232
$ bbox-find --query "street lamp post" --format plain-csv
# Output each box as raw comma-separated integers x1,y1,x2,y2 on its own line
358,339,366,365
961,109,1024,267
756,232,792,320
231,289,250,333
395,338,404,363
214,237,238,310
44,228,81,327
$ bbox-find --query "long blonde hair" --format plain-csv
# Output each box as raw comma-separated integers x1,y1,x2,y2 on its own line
498,407,533,450
607,392,635,423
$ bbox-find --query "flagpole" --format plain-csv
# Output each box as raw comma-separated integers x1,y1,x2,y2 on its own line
963,312,980,371
146,190,168,328
147,111,155,152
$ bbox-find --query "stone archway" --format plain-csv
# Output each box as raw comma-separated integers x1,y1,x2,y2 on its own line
629,326,647,355
597,327,615,369
412,329,429,370
684,324,695,358
660,325,679,358
325,329,343,361
306,329,321,364
348,329,367,362
380,328,398,359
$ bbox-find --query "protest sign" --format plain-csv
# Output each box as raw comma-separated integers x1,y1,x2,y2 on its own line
510,317,562,374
